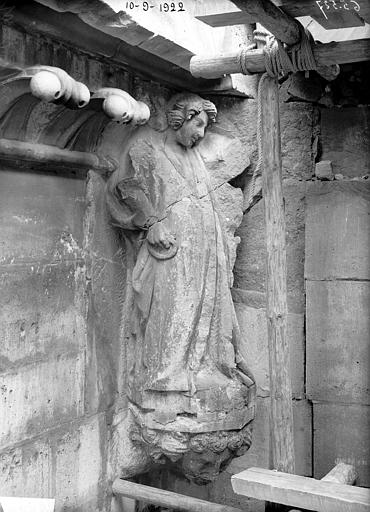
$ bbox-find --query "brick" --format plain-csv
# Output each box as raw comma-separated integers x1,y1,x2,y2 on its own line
0,262,86,371
320,106,370,177
0,170,85,265
235,304,305,398
313,402,370,487
0,354,84,449
305,181,370,280
306,280,370,404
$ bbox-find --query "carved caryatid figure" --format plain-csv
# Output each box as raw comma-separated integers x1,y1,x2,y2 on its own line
106,93,255,483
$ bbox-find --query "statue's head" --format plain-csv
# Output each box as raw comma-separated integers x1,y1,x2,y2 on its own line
166,93,217,148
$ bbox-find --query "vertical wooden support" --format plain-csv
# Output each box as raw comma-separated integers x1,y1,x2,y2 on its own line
260,75,295,477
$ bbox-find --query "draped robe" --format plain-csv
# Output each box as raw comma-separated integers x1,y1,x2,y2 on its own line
107,129,249,416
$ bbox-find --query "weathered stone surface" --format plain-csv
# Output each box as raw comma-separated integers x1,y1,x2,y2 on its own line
305,181,370,280
0,262,86,371
306,280,370,405
315,160,333,180
0,354,84,449
313,402,370,487
0,414,107,512
0,170,85,265
83,172,127,416
228,398,312,478
235,304,305,399
54,414,106,511
199,131,251,185
235,179,306,314
320,107,370,177
280,103,316,180
212,100,316,182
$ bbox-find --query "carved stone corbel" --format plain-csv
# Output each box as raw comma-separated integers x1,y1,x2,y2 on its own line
91,88,150,126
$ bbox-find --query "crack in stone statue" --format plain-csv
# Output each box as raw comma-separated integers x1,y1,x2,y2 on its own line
106,93,255,484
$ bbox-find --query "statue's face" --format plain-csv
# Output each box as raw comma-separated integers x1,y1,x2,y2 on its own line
175,110,208,148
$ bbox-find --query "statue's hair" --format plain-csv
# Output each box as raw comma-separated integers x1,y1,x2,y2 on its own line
166,93,217,130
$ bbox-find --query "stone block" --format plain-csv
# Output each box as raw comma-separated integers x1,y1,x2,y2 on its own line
313,402,370,487
280,103,316,180
320,106,370,177
0,438,52,498
306,280,370,405
235,304,305,398
0,354,84,449
0,262,86,371
315,160,333,180
227,398,311,478
305,181,370,280
0,170,85,265
235,179,306,314
214,100,316,182
54,415,106,511
0,415,107,512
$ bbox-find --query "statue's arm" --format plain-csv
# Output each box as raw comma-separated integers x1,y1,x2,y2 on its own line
106,175,159,231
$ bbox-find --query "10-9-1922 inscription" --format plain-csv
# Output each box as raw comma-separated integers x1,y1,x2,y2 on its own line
125,1,185,11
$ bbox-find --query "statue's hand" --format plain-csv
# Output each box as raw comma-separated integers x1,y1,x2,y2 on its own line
147,222,176,249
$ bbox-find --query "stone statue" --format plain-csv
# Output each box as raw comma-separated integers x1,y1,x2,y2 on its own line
106,93,255,483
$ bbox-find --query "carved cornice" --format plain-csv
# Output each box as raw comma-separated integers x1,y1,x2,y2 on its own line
0,64,150,155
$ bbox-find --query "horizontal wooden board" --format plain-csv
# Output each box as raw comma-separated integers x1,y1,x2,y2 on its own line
196,0,370,28
313,402,370,487
306,280,370,404
232,467,370,511
0,497,54,512
305,181,370,281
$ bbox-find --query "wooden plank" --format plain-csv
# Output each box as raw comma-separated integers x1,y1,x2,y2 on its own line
112,479,243,512
231,467,370,511
190,38,370,78
0,497,55,512
311,13,364,30
196,0,370,28
322,463,357,485
260,75,295,475
305,182,370,280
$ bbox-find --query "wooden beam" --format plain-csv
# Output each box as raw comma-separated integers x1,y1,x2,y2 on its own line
190,38,370,78
0,497,55,512
112,479,243,512
231,467,370,512
289,462,357,511
259,75,295,476
0,138,117,175
230,0,301,45
196,0,370,28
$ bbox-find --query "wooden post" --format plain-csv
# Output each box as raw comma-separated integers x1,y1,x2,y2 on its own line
260,75,295,482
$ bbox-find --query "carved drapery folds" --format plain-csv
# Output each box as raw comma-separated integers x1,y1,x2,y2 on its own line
106,93,255,484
